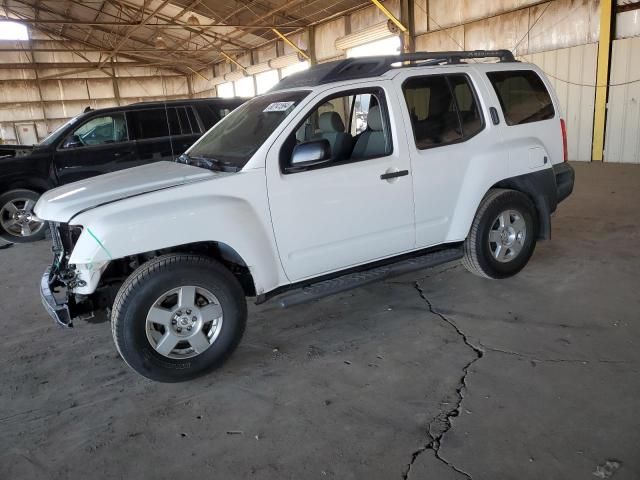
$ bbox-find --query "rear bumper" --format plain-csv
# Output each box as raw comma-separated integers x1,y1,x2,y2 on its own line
40,267,73,327
553,162,574,204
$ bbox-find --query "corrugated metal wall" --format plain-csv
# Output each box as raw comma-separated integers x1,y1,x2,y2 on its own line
2,0,640,160
523,43,598,161
604,36,640,163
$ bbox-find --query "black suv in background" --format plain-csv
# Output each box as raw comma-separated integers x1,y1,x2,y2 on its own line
0,97,244,242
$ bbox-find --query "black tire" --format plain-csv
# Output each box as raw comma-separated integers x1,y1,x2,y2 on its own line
462,188,538,279
111,254,247,382
0,189,47,243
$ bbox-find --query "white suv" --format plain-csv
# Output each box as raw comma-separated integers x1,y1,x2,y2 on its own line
35,50,574,382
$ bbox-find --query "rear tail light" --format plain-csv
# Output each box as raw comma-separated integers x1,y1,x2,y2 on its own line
560,118,568,162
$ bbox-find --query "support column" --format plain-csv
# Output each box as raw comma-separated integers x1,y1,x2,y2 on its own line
186,74,194,99
592,0,613,161
308,25,317,65
29,38,48,137
110,59,122,106
400,0,415,53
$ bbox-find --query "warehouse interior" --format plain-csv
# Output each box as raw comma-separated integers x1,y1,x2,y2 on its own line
1,1,639,479
1,0,639,163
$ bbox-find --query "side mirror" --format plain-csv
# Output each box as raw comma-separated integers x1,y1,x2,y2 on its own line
285,139,331,173
62,134,83,149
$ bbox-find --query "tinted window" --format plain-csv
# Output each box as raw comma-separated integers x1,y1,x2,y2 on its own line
487,70,554,125
404,76,458,149
186,108,201,133
187,90,309,169
403,75,483,149
194,105,219,129
167,108,181,136
177,108,191,134
130,109,169,139
66,113,128,147
449,76,483,137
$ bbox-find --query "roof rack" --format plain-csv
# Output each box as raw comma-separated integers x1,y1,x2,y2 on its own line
272,49,516,91
395,49,515,64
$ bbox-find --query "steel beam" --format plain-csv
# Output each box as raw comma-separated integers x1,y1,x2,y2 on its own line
97,0,172,67
7,19,305,28
370,0,407,32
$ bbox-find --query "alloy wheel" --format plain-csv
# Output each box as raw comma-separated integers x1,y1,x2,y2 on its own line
0,198,45,239
488,209,527,263
145,285,223,359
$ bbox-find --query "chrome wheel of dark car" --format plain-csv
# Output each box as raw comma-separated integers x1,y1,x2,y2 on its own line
0,190,46,242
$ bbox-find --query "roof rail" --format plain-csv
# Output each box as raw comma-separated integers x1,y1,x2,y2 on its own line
395,49,516,64
271,49,516,91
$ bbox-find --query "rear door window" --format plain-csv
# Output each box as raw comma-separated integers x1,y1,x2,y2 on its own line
129,109,169,140
177,108,192,134
487,70,554,125
167,108,181,136
186,107,201,133
402,74,484,149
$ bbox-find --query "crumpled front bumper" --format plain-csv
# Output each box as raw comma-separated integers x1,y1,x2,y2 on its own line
40,267,73,327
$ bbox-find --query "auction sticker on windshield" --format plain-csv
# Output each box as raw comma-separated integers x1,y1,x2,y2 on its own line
263,101,295,112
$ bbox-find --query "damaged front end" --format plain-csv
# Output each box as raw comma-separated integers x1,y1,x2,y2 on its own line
40,222,94,327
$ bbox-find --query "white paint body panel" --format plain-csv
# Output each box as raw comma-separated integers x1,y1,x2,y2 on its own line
265,80,415,282
35,61,564,298
47,169,288,296
35,161,215,223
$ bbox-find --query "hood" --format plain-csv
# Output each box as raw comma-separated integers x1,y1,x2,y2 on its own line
35,161,217,223
0,144,35,159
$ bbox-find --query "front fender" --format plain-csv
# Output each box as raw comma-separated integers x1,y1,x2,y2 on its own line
68,169,287,295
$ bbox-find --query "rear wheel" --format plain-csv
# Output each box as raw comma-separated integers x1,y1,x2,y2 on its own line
112,254,247,382
463,189,537,279
0,189,46,243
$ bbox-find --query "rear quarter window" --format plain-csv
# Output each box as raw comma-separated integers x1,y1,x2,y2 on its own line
487,70,555,126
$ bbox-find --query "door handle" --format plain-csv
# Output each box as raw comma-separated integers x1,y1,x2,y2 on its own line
114,151,133,158
380,169,409,181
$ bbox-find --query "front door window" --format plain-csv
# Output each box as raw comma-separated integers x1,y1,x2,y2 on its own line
64,114,128,148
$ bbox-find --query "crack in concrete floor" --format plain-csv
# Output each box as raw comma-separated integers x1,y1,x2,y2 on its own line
401,282,485,480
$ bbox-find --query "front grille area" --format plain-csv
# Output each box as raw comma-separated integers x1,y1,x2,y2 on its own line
48,222,83,286
58,223,78,253
49,221,63,254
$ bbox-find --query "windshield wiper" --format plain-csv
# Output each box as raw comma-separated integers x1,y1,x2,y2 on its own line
179,153,240,172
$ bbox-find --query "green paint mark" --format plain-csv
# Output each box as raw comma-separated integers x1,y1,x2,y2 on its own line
86,227,113,260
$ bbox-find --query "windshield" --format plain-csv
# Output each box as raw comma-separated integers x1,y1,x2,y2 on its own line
39,115,82,146
186,90,309,169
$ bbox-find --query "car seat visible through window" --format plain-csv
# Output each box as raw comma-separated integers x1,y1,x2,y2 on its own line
351,106,387,159
315,112,352,161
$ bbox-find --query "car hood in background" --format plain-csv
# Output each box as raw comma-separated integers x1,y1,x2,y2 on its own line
0,144,36,159
35,161,217,223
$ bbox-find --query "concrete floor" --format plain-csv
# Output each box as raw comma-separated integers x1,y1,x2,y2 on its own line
0,162,638,479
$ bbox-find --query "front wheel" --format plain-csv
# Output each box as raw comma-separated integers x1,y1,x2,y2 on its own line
462,189,538,279
111,254,247,382
0,189,47,243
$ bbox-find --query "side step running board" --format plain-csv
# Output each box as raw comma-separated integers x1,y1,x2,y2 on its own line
275,247,463,308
